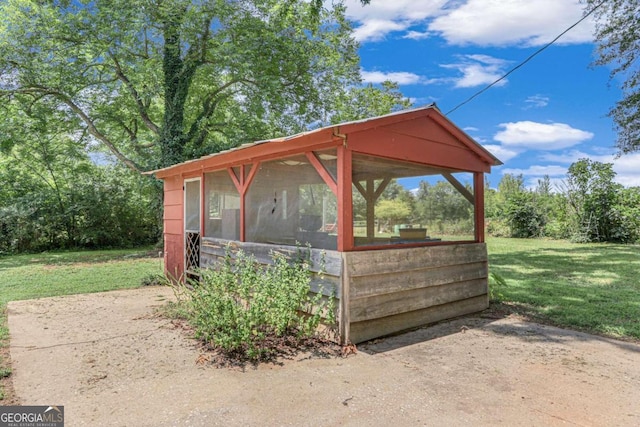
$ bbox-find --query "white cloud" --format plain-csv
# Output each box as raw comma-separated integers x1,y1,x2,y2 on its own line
360,70,423,85
352,19,407,42
482,144,520,163
540,150,640,186
403,30,431,40
524,95,550,109
344,0,593,46
428,0,594,47
502,165,567,176
494,121,593,150
441,54,510,88
345,0,447,42
463,126,479,132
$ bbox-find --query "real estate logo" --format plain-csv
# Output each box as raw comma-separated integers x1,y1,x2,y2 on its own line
0,406,64,427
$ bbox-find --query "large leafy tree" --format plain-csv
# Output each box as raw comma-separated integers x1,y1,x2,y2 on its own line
0,0,361,171
0,102,160,252
566,158,637,242
588,0,640,154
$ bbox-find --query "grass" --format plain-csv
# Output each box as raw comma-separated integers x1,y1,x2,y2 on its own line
487,237,640,341
0,247,163,401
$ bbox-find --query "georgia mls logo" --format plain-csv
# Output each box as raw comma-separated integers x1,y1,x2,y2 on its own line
0,405,64,427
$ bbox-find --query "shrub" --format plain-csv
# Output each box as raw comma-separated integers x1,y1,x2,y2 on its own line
176,246,336,361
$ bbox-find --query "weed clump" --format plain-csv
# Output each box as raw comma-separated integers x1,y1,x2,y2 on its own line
171,246,336,363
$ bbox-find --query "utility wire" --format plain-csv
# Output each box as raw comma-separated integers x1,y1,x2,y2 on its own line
445,0,607,116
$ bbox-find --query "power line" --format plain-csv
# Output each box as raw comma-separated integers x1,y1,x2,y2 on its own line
445,0,607,116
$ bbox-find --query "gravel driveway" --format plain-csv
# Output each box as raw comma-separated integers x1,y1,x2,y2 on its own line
7,286,640,426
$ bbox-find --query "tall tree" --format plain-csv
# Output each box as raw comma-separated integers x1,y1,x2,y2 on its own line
0,0,360,171
588,0,640,154
566,158,630,242
328,81,412,125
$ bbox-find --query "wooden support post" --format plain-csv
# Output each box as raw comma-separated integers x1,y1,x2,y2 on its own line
227,163,261,243
474,172,485,243
365,179,375,239
337,145,353,251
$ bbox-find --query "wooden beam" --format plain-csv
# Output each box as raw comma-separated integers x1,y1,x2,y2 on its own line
243,161,261,195
443,172,475,205
353,180,366,198
227,167,241,194
373,176,392,200
306,151,338,196
154,131,341,179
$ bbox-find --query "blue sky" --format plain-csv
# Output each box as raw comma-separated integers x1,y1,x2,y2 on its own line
343,0,640,188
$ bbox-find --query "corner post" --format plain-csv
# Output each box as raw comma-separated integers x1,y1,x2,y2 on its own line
474,172,485,243
337,145,353,251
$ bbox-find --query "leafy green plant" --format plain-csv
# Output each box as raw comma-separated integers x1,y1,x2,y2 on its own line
175,246,336,362
488,272,507,302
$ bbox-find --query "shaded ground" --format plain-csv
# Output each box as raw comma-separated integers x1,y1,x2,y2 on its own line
7,287,640,426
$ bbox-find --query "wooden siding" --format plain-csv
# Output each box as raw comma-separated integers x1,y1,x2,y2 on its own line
344,243,488,344
348,127,490,173
163,176,184,281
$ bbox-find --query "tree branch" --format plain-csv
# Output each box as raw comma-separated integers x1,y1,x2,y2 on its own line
185,80,242,146
13,86,144,172
110,53,160,135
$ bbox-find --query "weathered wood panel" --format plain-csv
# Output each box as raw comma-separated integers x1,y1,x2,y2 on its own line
345,243,487,277
349,261,487,299
164,233,184,281
163,219,183,236
349,295,488,344
350,279,487,323
200,238,342,298
201,238,342,277
344,243,488,343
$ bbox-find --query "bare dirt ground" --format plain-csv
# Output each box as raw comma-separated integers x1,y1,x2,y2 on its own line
7,286,640,427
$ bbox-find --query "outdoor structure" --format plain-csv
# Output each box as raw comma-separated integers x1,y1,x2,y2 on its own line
150,105,501,344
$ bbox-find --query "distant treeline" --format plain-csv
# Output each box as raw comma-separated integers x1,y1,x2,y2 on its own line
0,160,161,254
486,159,640,243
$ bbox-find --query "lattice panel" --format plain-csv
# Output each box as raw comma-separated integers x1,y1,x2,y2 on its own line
185,232,200,272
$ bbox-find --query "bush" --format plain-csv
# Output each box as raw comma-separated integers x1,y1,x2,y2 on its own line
504,193,546,238
176,247,336,362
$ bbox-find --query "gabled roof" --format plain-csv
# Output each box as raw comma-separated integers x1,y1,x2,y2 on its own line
148,104,502,178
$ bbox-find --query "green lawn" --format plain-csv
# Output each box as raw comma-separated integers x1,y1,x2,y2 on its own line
487,238,640,341
0,247,163,400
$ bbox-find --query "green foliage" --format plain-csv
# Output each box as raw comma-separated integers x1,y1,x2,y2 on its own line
329,81,413,125
0,160,161,253
566,158,637,243
0,99,161,253
503,192,546,238
0,0,361,170
488,272,507,302
415,180,474,235
177,247,336,361
588,0,640,154
375,198,412,227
